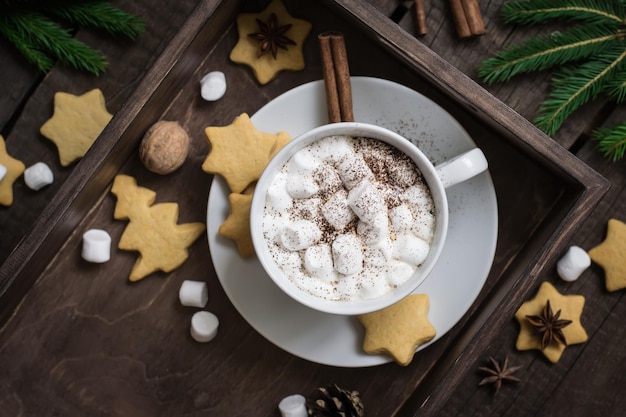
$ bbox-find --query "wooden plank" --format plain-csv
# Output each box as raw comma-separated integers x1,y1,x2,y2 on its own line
0,1,615,416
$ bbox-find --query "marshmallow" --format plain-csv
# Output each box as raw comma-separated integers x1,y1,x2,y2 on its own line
288,149,318,174
338,154,373,189
280,220,322,251
402,184,433,211
357,270,389,299
322,190,355,230
278,394,307,417
81,229,111,263
557,245,591,282
200,71,226,101
390,203,414,233
0,163,6,181
332,233,363,275
348,180,386,223
179,280,209,308
24,162,54,190
412,211,435,241
363,239,392,267
357,215,389,245
386,260,415,286
315,163,343,194
190,311,219,342
266,171,293,211
287,173,319,199
310,135,354,163
336,274,360,298
304,244,336,281
393,233,430,266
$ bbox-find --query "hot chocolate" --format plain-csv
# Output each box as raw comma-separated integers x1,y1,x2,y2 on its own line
262,135,436,302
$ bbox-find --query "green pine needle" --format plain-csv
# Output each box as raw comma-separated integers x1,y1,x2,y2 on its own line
479,0,626,161
478,22,621,84
593,123,626,161
604,69,626,102
5,9,108,75
502,0,626,25
534,45,626,135
0,0,144,75
45,1,145,39
0,15,54,72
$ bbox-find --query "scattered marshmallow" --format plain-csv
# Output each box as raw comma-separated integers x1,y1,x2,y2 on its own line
278,394,307,417
557,245,591,282
200,71,226,101
280,220,322,251
0,163,7,181
332,233,363,275
179,280,209,308
81,229,111,263
190,311,219,342
24,162,54,190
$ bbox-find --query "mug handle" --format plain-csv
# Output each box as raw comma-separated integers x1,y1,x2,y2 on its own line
435,148,488,188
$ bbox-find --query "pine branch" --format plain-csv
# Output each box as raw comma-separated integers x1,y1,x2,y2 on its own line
535,44,626,135
502,0,625,25
593,123,626,161
0,14,54,71
6,9,108,75
45,1,145,39
478,22,620,84
604,68,626,102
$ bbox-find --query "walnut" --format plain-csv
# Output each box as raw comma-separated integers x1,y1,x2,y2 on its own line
139,121,190,175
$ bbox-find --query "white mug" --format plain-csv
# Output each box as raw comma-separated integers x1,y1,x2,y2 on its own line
250,122,488,315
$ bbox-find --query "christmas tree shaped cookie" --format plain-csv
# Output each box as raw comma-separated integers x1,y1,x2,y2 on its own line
111,175,205,281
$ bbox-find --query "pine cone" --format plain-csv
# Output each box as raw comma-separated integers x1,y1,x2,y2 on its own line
306,384,364,417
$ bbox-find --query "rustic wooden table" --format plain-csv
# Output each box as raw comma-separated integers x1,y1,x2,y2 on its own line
0,0,624,416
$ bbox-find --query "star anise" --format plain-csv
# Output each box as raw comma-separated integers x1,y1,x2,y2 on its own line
478,356,521,395
247,13,296,59
525,299,572,350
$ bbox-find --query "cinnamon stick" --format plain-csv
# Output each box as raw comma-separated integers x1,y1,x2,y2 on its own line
462,0,486,36
414,0,427,36
318,32,354,123
449,0,485,38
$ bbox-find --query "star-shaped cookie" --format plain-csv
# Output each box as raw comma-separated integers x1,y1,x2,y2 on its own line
230,0,312,84
219,189,255,258
202,113,290,193
111,175,205,282
515,281,587,363
357,294,436,366
40,88,113,166
589,218,626,292
0,135,25,206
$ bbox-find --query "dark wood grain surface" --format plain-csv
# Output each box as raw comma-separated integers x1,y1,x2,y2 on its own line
0,1,624,416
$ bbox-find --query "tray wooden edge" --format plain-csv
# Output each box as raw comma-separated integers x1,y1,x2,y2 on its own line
0,1,611,412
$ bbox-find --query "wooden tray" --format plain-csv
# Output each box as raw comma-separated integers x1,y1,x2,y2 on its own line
0,0,609,415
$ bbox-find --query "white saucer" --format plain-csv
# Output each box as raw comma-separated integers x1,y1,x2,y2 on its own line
207,77,498,367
